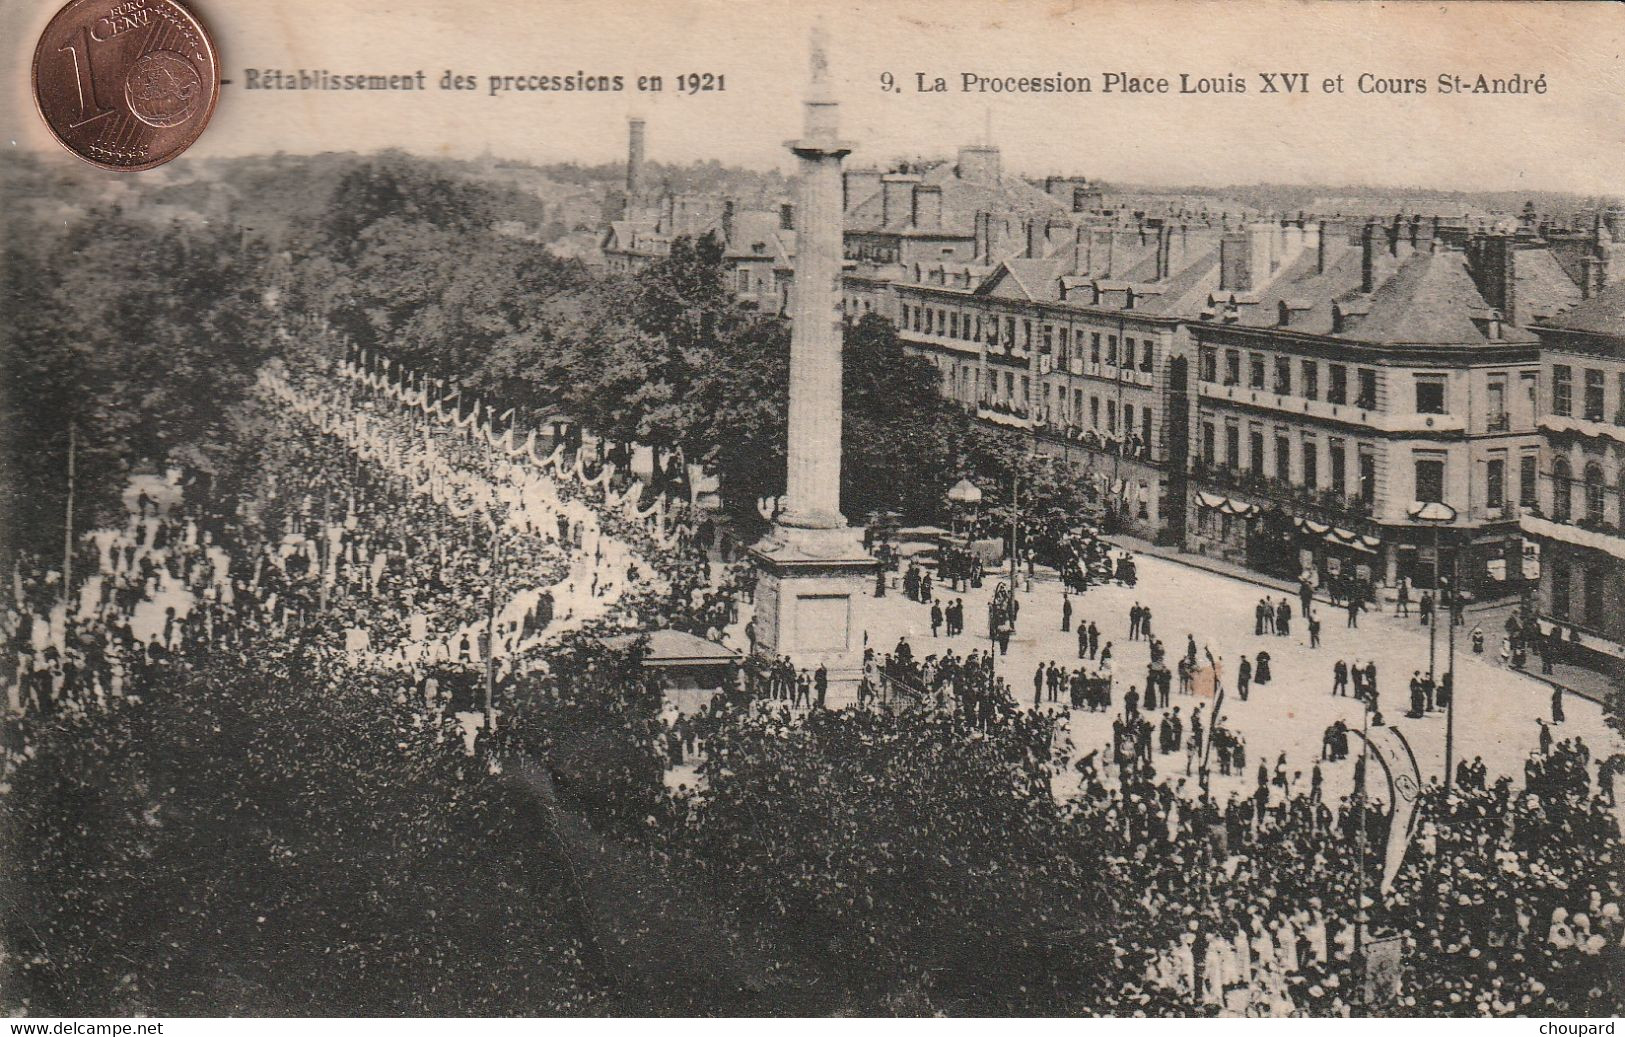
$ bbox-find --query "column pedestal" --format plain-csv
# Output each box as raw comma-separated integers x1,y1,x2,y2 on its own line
750,524,877,690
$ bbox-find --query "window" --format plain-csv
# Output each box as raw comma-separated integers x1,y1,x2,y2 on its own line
1202,422,1216,462
1021,376,1030,405
1022,320,1032,347
1487,458,1506,511
1106,335,1118,366
1357,368,1377,410
1201,348,1218,383
1330,440,1347,493
1329,364,1348,405
1123,404,1134,439
1520,453,1538,507
1584,463,1605,523
1142,407,1153,447
1552,456,1572,521
1487,378,1507,430
1584,368,1605,421
1141,340,1154,372
1301,360,1319,401
1224,350,1241,386
1302,438,1318,489
1090,333,1101,363
1275,435,1291,484
1414,454,1445,504
1249,428,1265,473
1414,374,1446,415
1357,447,1375,504
1585,566,1606,625
1073,388,1082,421
1225,424,1240,469
1058,327,1069,364
1107,400,1117,433
1273,357,1292,395
1249,353,1266,390
1122,338,1135,369
1041,324,1053,354
1552,365,1572,416
950,312,960,338
1090,396,1099,428
1617,372,1625,424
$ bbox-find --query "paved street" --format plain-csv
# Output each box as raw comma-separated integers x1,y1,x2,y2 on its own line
830,550,1620,807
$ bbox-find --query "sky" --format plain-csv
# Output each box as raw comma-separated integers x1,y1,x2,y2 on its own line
4,0,1623,195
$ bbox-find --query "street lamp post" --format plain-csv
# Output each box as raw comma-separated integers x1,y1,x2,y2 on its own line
1409,500,1459,790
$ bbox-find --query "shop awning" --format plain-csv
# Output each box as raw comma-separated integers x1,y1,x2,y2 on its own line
1195,491,1261,518
1294,516,1381,553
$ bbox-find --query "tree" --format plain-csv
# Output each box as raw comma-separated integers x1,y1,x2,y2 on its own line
0,208,274,568
841,313,975,524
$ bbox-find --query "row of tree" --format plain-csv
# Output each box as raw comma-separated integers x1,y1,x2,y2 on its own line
285,158,1093,533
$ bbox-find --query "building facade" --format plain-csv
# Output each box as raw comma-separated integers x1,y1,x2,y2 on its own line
1523,273,1625,669
1184,219,1586,599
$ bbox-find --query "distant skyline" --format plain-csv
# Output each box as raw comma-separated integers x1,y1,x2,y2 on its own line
5,0,1623,196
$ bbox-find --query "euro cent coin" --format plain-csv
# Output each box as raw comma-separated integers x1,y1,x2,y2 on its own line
32,0,220,171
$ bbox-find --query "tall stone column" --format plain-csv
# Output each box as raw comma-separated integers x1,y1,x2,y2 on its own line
749,27,877,687
780,30,848,532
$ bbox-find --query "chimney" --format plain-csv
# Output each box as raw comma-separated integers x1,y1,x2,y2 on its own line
1074,224,1091,273
1095,227,1116,277
1282,222,1304,263
721,199,735,244
1155,224,1169,281
880,174,919,227
1025,219,1044,259
974,210,992,261
780,203,795,231
660,192,675,233
1361,221,1376,293
1219,232,1249,292
1073,186,1090,213
911,184,943,231
1316,219,1342,274
626,117,646,199
1247,222,1274,288
1501,236,1518,326
956,144,1002,184
842,168,882,212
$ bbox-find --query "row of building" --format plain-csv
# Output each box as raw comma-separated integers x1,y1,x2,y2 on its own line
598,122,1625,676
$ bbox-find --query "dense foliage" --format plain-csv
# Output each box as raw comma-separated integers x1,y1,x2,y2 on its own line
0,208,274,568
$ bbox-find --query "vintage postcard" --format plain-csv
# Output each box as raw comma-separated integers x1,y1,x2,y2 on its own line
1,0,1622,1023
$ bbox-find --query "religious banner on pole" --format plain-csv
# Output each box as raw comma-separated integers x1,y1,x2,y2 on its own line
1369,725,1424,896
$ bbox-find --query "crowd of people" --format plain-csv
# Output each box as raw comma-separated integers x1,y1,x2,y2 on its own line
3,346,1620,1018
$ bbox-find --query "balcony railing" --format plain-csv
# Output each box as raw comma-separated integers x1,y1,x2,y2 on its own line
1486,413,1511,433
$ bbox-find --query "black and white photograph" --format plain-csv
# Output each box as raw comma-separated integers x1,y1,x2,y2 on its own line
1,0,1622,1023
